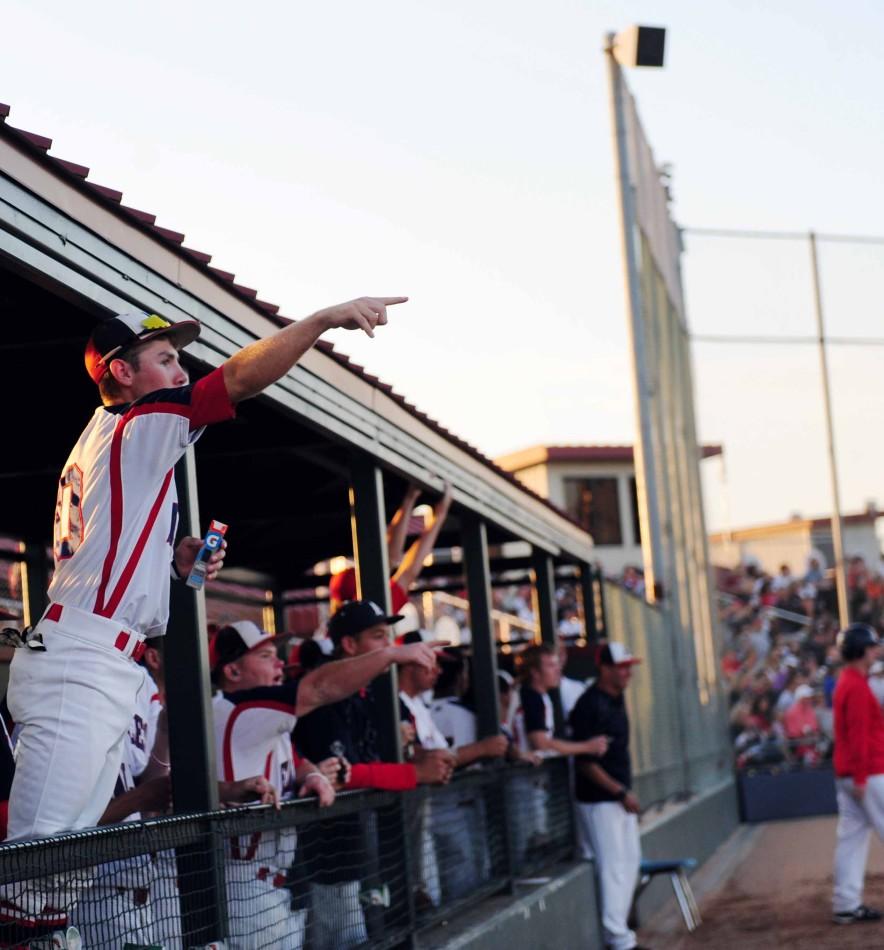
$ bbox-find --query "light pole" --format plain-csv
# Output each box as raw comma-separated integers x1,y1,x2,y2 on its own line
604,25,667,603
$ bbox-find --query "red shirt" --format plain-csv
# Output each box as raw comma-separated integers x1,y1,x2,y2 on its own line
834,667,884,785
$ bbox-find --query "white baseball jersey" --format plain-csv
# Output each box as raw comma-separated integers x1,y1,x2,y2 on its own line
429,696,477,749
400,692,448,750
48,368,235,637
213,684,300,869
508,685,554,755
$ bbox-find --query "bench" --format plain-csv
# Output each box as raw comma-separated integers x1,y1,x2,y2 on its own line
636,857,701,931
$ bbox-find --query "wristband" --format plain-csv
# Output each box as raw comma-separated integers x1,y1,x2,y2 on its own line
304,771,331,786
170,558,183,581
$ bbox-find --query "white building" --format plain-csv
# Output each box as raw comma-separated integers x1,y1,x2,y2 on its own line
708,508,883,576
495,443,722,576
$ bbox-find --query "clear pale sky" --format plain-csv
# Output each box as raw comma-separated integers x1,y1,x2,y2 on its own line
3,0,883,534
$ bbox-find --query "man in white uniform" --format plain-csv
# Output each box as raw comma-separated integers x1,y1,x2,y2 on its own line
3,295,405,924
507,645,608,867
212,619,441,948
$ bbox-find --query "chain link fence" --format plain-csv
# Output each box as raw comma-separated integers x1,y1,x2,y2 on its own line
0,760,574,949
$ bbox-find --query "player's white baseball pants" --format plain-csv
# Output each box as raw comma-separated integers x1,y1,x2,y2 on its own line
833,774,884,913
225,860,305,950
308,881,368,950
576,800,641,950
69,882,154,948
6,604,147,841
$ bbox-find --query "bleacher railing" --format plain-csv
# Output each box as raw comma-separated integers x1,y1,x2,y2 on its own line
0,759,574,949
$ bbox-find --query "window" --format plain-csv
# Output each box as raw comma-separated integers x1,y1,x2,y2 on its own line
563,477,622,546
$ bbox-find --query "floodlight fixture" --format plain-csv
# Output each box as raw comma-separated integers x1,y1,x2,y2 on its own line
609,25,666,68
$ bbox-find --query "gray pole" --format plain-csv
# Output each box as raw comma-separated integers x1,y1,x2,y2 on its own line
462,514,502,737
809,231,850,628
604,33,666,603
348,454,404,763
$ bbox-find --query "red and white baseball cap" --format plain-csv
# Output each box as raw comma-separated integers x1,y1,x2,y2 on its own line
597,642,642,666
85,310,201,384
209,620,275,671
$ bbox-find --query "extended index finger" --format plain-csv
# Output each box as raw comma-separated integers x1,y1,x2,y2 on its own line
377,296,408,305
425,639,451,649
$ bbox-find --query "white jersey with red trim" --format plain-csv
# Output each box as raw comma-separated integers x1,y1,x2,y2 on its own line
213,683,300,870
48,368,235,637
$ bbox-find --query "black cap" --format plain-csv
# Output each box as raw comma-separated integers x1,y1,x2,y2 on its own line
327,600,403,644
839,623,880,661
85,310,200,384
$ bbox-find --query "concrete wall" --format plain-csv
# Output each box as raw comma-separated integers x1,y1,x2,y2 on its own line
427,778,740,949
637,778,740,922
417,863,600,950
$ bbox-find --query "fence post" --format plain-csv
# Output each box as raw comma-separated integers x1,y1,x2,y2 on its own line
462,514,501,737
165,448,228,944
348,455,416,946
531,549,563,731
578,560,599,645
348,455,403,763
21,541,49,628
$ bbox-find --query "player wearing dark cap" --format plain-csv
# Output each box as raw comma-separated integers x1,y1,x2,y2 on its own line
294,601,454,950
832,623,884,925
570,641,648,950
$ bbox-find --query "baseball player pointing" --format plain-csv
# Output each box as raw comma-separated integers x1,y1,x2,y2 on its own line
4,297,405,920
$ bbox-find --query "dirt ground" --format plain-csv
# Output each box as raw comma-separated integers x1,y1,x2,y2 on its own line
642,816,884,949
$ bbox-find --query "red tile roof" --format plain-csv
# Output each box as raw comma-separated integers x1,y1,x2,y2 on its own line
0,103,585,540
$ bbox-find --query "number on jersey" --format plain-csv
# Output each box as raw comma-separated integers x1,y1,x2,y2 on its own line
55,464,84,560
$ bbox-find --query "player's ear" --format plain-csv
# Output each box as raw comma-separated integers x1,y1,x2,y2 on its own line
340,636,358,658
223,661,241,683
108,357,134,387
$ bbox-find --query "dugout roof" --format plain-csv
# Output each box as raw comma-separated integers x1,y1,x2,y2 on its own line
0,104,593,585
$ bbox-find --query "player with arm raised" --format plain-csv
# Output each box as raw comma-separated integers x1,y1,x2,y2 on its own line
3,297,405,926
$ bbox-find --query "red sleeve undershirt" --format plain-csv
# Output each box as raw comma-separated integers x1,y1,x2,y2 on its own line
346,762,417,792
189,366,236,430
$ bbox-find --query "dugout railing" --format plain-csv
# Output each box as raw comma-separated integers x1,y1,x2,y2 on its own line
0,757,574,950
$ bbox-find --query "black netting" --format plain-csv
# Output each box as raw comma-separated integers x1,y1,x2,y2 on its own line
0,762,571,948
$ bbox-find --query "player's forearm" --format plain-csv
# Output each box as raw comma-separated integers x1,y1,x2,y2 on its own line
528,732,584,757
296,647,394,715
222,311,333,404
387,490,419,567
98,790,142,825
393,512,445,590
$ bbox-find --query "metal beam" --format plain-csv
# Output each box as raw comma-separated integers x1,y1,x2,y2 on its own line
578,562,600,644
462,515,501,737
164,448,227,944
0,176,593,561
21,542,49,629
531,549,563,728
348,454,403,763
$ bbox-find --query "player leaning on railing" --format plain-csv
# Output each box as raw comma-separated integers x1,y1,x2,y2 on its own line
0,296,409,930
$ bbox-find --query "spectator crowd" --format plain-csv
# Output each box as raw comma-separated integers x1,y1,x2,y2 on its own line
719,554,884,769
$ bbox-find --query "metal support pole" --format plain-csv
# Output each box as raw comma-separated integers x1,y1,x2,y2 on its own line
348,454,403,763
578,561,599,644
531,549,563,729
810,232,850,629
348,455,417,948
21,541,49,628
605,34,666,604
462,515,501,737
165,448,227,944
